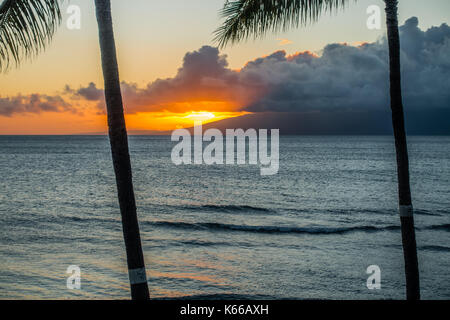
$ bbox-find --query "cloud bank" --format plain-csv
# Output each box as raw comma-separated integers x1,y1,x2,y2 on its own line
75,45,266,114
244,16,450,114
80,17,449,119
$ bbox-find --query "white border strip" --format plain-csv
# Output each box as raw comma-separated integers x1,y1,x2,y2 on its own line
128,267,147,285
399,205,413,217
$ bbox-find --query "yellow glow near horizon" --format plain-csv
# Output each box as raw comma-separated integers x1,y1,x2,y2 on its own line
0,109,250,135
185,112,216,122
125,111,249,132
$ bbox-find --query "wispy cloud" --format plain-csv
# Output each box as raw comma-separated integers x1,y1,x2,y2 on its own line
277,38,293,46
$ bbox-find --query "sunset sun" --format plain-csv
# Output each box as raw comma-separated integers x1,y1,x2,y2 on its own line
185,111,216,121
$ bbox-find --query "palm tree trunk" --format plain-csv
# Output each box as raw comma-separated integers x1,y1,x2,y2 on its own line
94,0,149,300
384,0,420,300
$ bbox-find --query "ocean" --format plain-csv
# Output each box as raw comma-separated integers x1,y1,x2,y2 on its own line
0,135,449,299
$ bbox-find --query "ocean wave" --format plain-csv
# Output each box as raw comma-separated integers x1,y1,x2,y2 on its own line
186,204,272,213
65,215,121,226
178,239,250,247
148,220,400,235
283,207,443,217
159,293,277,300
425,224,450,231
415,209,443,217
420,245,450,252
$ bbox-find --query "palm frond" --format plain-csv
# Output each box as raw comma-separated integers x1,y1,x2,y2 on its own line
214,0,350,47
0,0,62,72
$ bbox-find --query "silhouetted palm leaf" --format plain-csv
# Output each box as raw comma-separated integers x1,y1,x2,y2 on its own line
215,0,349,47
0,0,61,72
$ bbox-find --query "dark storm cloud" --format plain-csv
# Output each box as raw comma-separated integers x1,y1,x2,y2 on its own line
245,17,450,113
78,17,449,112
72,17,450,133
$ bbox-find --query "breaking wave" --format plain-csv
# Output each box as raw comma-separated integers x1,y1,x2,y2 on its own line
148,220,401,235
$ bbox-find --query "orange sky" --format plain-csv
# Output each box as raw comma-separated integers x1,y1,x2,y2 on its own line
0,109,248,135
0,0,448,134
